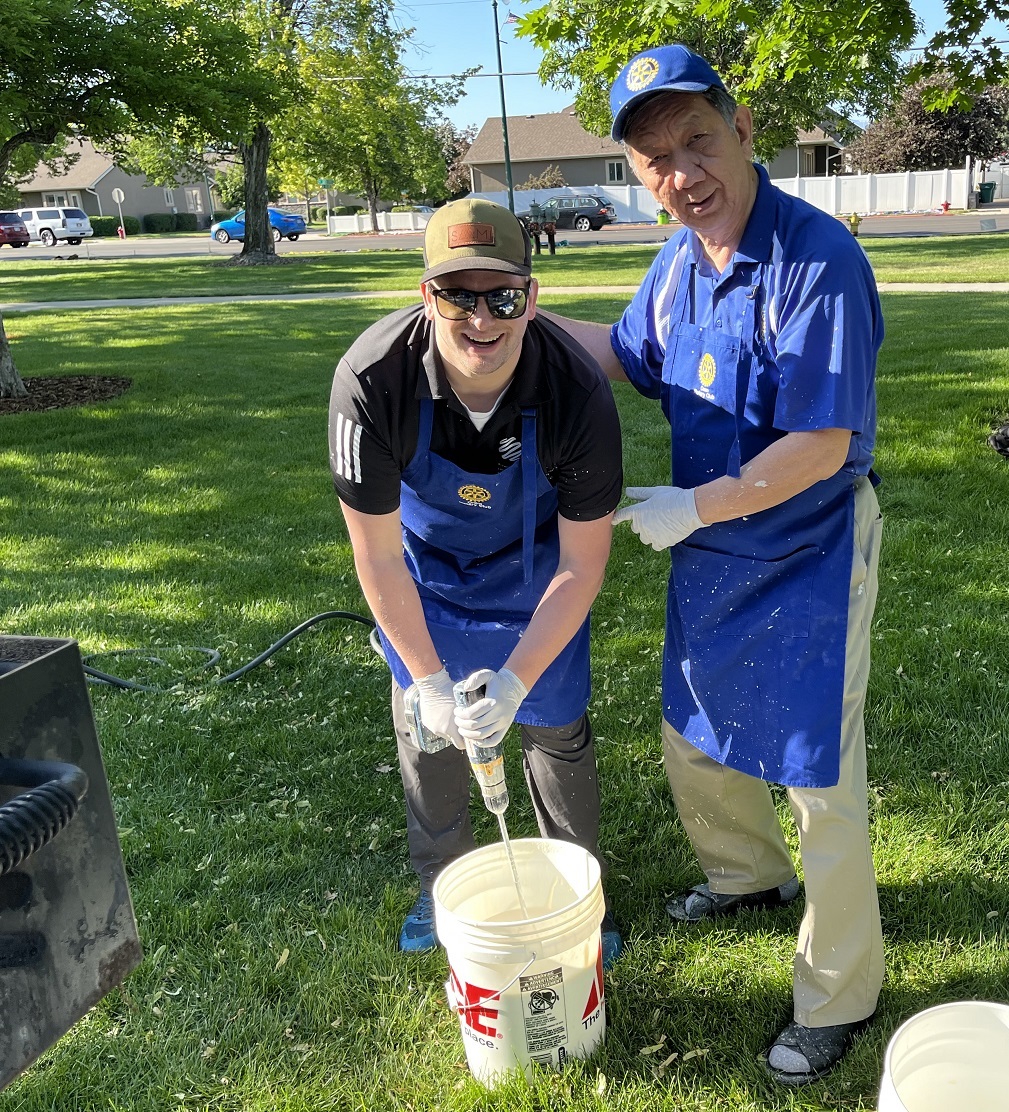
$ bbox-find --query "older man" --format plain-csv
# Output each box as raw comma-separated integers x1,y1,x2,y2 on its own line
544,45,884,1084
329,199,623,965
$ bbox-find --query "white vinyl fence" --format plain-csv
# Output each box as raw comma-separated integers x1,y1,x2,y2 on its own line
473,164,973,222
327,210,432,234
328,161,994,233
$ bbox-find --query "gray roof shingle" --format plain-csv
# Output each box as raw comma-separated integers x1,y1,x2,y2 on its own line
19,139,114,191
464,111,625,165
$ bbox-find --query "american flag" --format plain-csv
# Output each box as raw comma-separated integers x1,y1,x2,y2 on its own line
504,10,518,22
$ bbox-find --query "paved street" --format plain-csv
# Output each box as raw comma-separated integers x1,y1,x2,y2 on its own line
3,200,1009,263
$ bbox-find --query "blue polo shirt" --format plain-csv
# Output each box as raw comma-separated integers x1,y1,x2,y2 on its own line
611,165,882,475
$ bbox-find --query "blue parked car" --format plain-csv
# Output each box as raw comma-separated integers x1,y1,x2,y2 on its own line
210,207,306,244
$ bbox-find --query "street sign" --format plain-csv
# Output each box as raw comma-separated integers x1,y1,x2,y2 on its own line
110,188,127,237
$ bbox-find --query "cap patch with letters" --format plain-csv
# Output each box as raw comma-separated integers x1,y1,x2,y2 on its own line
448,222,496,249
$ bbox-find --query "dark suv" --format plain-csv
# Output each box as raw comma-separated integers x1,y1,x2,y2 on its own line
0,211,29,248
520,195,617,232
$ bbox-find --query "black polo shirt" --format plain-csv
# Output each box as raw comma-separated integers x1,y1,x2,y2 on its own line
329,304,622,521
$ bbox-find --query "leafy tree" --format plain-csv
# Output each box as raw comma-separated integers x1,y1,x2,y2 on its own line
518,0,1009,157
0,0,256,396
214,162,248,211
913,2,1009,109
436,121,478,198
518,164,567,189
211,0,306,263
517,1,920,159
848,76,1009,173
282,0,468,232
211,159,283,211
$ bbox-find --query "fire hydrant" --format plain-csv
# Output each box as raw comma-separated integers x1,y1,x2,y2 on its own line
848,211,862,238
116,224,126,239
941,200,951,213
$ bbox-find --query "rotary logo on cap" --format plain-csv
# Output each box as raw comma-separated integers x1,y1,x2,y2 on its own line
626,56,660,92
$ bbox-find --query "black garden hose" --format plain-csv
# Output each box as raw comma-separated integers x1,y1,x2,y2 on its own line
0,758,89,876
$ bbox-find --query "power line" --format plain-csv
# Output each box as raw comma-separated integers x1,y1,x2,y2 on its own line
901,36,1009,54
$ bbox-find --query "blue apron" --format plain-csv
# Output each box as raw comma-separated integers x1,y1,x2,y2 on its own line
662,253,855,788
378,397,591,727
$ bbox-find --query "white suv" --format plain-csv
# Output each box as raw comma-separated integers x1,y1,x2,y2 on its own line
18,207,94,247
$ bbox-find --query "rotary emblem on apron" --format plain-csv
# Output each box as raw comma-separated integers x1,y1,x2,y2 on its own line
697,352,717,399
458,483,492,508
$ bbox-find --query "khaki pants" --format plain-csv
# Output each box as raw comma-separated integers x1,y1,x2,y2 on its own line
663,477,884,1027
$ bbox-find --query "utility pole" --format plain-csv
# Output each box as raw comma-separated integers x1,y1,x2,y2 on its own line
490,0,515,212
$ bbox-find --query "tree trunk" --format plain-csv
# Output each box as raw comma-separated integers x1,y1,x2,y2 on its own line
235,120,279,265
0,312,28,399
367,184,380,234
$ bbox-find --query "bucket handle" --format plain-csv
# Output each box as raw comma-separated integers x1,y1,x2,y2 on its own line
445,952,538,1014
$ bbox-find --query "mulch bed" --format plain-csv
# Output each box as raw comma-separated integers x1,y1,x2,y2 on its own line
0,376,132,416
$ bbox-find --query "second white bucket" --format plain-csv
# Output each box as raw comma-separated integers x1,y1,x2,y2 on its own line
433,837,606,1087
878,1000,1009,1111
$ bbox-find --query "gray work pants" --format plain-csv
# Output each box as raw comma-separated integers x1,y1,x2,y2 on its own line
391,681,602,891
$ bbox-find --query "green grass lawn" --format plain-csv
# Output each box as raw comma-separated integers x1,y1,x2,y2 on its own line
2,232,1009,306
1,286,1009,1111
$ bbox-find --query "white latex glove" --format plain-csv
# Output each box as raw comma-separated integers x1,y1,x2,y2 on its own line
454,667,528,750
612,485,708,551
414,667,466,750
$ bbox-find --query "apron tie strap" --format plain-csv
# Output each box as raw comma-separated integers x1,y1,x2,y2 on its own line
727,280,761,479
521,408,537,585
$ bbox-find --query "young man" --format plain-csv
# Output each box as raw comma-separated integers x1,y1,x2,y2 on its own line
329,199,623,964
541,45,885,1084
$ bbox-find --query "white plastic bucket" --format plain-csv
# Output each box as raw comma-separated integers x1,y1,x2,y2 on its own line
433,837,606,1087
878,1001,1009,1111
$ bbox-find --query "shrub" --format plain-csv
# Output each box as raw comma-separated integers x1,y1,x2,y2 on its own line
173,212,198,232
90,215,141,237
91,215,117,237
89,215,141,237
518,165,567,190
311,206,329,223
211,210,235,223
142,212,175,233
333,205,362,215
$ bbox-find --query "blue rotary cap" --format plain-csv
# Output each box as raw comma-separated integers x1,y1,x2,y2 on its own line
610,44,726,141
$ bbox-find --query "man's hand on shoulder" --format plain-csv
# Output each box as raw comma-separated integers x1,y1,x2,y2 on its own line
537,309,628,382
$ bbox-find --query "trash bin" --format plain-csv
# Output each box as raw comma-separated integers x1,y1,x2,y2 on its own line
968,190,980,209
979,181,997,204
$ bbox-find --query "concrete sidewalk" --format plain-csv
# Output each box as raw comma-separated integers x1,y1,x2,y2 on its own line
3,282,1008,315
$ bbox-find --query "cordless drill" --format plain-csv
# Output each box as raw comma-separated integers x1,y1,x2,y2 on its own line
453,681,508,815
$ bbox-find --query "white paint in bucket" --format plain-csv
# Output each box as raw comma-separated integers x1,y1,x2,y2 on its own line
878,1001,1009,1111
433,837,606,1087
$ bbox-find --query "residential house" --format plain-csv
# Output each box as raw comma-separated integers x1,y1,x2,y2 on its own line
763,122,854,178
464,109,638,193
18,139,214,226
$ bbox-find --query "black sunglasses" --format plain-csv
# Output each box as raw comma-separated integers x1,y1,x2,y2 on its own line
430,285,530,321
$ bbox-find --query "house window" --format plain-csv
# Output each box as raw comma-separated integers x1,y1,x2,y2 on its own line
606,160,625,184
801,149,815,176
164,188,175,206
185,187,204,214
43,192,79,207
